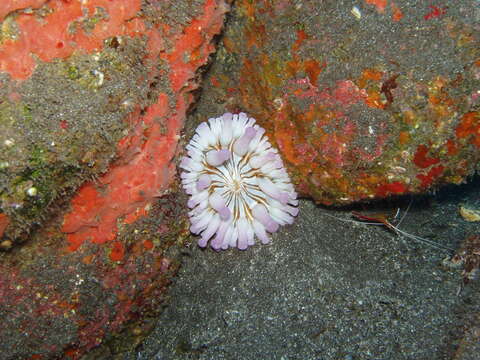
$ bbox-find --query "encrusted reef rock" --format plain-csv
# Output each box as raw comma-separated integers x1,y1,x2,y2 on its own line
0,0,229,358
0,0,479,358
0,0,228,246
0,0,153,246
197,0,480,205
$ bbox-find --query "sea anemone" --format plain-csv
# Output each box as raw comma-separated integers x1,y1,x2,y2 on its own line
180,112,298,250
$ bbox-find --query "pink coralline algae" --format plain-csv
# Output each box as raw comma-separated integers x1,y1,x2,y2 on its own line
180,113,298,250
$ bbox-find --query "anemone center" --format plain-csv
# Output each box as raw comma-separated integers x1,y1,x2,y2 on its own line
226,166,246,194
230,177,243,193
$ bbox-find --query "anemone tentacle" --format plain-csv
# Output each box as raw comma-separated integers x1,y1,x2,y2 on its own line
180,113,298,250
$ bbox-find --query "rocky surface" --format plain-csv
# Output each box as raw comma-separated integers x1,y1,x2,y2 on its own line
0,0,229,358
128,177,480,360
196,0,480,205
0,0,479,359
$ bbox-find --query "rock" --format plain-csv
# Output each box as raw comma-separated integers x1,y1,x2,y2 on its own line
0,0,229,358
195,0,480,205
